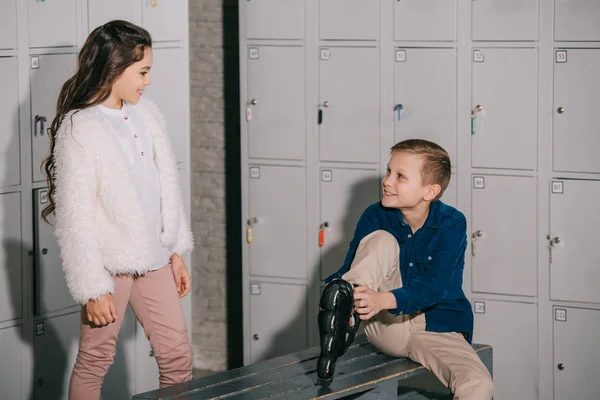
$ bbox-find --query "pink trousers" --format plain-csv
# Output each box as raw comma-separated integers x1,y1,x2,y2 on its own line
68,265,192,400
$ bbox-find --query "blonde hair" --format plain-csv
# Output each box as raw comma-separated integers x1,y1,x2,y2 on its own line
390,139,451,201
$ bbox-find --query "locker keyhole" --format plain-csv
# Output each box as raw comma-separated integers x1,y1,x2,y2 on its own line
557,363,565,370
42,248,48,255
253,334,259,341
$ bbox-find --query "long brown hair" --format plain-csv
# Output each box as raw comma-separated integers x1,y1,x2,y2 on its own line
41,20,152,223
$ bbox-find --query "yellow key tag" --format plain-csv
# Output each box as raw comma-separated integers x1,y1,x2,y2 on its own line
151,0,158,7
247,225,253,243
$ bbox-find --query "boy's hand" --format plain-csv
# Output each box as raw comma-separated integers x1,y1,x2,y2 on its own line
170,254,191,298
353,286,397,320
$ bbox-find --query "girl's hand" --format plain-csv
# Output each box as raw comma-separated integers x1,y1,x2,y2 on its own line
353,286,397,320
170,254,191,298
86,294,117,326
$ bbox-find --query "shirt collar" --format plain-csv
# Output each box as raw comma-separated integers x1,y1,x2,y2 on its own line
395,200,442,229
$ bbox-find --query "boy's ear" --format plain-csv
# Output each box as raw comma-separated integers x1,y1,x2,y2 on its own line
424,184,442,201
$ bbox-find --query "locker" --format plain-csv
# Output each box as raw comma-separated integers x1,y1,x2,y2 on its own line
319,168,380,280
0,57,20,188
88,0,136,33
554,307,600,399
246,46,305,161
28,0,77,48
143,47,188,165
0,192,22,323
319,0,378,41
553,49,600,174
0,325,23,400
472,300,538,400
33,188,76,315
142,0,186,42
472,0,538,41
394,0,457,42
555,0,600,41
248,165,307,280
246,0,305,40
30,53,77,183
550,180,600,304
249,282,307,363
319,47,379,164
471,48,537,170
34,309,137,400
441,173,457,209
394,48,457,166
471,175,537,296
0,0,17,50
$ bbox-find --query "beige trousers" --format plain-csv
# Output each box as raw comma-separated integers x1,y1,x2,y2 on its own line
341,230,494,400
68,265,193,400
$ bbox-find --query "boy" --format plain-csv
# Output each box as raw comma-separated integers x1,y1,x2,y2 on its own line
317,139,493,399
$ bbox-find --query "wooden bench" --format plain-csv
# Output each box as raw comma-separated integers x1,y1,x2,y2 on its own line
132,336,492,400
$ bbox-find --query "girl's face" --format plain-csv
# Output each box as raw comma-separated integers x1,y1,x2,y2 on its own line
110,46,153,107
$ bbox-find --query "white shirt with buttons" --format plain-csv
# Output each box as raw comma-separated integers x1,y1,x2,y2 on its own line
94,102,171,271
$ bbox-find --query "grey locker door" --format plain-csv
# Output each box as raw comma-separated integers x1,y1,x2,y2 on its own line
88,0,136,32
0,57,20,188
394,48,457,166
471,48,537,170
0,192,22,322
143,47,188,166
550,180,600,303
319,47,379,164
247,46,305,161
553,49,600,174
34,188,76,314
142,0,186,42
30,53,77,183
249,282,307,363
394,0,457,42
554,307,600,400
319,0,378,41
472,0,538,41
555,0,600,41
28,0,77,48
319,168,380,280
246,0,305,40
0,325,23,400
0,0,17,50
471,175,537,296
472,300,538,400
248,165,307,280
441,173,457,209
34,309,137,400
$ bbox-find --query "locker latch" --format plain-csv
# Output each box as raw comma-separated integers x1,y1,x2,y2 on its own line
547,235,561,263
319,222,329,247
247,217,259,243
471,105,485,135
471,230,483,257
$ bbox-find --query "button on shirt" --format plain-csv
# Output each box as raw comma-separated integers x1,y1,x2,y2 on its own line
94,103,170,271
325,200,474,342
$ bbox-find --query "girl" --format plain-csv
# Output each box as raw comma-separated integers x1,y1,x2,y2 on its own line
42,20,194,399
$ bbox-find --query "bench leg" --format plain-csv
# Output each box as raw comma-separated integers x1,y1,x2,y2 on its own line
353,381,397,400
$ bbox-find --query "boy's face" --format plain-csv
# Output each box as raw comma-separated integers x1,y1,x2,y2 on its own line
382,151,438,210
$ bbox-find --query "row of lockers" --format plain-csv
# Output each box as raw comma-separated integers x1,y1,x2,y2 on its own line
243,0,600,42
0,0,187,50
241,45,600,173
244,279,600,399
0,47,188,189
243,166,600,304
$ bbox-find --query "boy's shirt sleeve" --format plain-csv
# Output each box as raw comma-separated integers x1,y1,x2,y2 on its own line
388,214,467,316
324,204,380,283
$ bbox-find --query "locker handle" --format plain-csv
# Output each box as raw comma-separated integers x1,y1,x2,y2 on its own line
394,104,404,121
34,115,47,137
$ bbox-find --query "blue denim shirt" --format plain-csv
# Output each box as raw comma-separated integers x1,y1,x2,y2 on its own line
325,200,474,342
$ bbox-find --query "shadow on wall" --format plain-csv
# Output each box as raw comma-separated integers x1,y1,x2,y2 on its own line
259,177,382,364
222,1,244,370
0,68,133,400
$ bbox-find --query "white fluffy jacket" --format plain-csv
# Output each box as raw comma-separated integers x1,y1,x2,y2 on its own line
53,98,193,305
